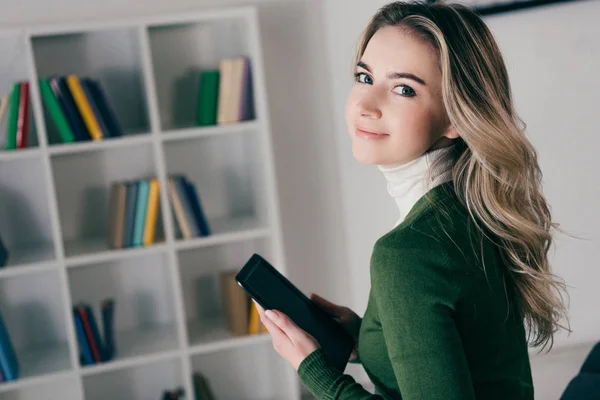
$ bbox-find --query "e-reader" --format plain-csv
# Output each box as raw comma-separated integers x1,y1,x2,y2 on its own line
235,253,354,371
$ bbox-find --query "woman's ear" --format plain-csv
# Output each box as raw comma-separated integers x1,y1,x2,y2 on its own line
442,126,460,139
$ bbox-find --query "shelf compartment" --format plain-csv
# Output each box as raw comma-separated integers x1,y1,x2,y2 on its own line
190,339,294,400
163,128,272,242
50,143,165,259
30,28,151,146
0,32,40,152
0,156,57,268
0,373,80,398
82,356,183,400
67,252,180,368
178,236,275,348
146,17,254,131
0,271,72,381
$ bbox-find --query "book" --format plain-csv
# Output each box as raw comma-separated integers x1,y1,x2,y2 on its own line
5,81,20,150
132,178,150,247
85,78,123,138
167,177,194,239
16,81,29,149
108,182,127,249
142,178,160,246
39,79,76,143
123,181,138,248
181,176,211,236
0,310,19,381
220,270,250,336
66,74,103,140
196,70,220,126
73,307,94,365
51,76,91,141
101,299,115,361
0,234,8,268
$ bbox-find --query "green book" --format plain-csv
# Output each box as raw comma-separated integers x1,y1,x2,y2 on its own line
5,82,20,150
38,79,75,144
196,70,220,126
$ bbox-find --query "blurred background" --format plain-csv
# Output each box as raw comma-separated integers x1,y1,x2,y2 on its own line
0,0,598,399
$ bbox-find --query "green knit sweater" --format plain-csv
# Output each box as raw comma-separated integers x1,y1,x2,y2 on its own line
298,181,533,399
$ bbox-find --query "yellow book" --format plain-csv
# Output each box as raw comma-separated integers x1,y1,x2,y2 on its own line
66,74,104,140
248,300,260,335
143,178,160,246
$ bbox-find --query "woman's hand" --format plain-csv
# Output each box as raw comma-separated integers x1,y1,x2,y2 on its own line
254,301,320,371
310,293,362,361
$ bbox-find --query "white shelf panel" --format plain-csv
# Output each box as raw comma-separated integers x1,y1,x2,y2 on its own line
174,216,270,251
161,120,260,142
1,244,56,269
187,318,270,355
0,260,56,280
0,149,42,162
79,325,179,377
64,238,167,268
48,133,153,156
18,342,72,380
0,370,75,395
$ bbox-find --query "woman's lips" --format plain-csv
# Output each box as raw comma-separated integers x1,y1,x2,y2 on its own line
355,126,390,140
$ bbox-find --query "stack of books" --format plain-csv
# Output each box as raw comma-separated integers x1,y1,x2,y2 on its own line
195,56,255,127
108,177,161,249
220,270,267,337
0,310,19,382
166,175,211,240
39,75,123,144
72,299,115,366
0,80,31,150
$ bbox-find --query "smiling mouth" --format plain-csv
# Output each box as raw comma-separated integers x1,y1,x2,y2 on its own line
355,126,389,140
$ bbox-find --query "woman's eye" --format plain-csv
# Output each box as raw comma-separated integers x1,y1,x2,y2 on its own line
394,85,416,97
354,72,372,84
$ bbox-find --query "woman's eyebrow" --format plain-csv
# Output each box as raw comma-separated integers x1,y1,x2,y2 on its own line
357,60,427,86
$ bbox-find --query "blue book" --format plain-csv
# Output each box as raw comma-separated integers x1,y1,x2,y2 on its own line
0,311,19,381
123,181,138,248
0,235,8,268
182,177,211,236
101,299,115,361
84,305,105,362
85,79,123,138
80,78,111,139
132,179,150,247
172,176,199,237
73,308,93,365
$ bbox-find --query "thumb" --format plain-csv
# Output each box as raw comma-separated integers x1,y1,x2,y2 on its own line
310,293,341,317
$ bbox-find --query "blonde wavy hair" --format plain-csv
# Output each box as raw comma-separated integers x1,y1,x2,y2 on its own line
353,1,570,351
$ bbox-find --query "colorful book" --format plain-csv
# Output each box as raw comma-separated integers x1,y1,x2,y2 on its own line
217,58,234,125
142,178,160,246
238,56,254,121
132,178,150,247
80,78,110,138
16,81,29,148
123,181,138,248
0,234,8,268
51,76,91,141
39,79,76,143
5,81,20,150
73,308,94,365
66,74,103,140
85,79,123,138
0,310,19,381
108,182,127,249
167,177,194,239
0,95,8,128
182,176,211,236
75,304,101,363
196,70,220,126
173,176,200,237
101,299,115,361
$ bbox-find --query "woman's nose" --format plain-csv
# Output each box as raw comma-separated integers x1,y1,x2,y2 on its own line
357,94,382,119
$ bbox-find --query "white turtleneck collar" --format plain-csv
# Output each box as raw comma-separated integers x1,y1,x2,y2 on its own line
378,145,456,227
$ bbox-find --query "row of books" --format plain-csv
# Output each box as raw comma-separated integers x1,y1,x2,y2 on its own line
0,81,30,150
220,270,267,337
39,75,123,144
196,56,255,127
0,310,19,382
108,175,211,248
108,177,161,249
73,299,115,366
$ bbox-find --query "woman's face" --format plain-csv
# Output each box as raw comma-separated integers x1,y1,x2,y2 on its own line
345,25,458,168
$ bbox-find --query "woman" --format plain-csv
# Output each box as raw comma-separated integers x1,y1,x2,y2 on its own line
255,1,569,399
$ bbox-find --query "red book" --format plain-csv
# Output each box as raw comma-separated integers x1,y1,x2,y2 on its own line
16,81,29,149
77,306,101,363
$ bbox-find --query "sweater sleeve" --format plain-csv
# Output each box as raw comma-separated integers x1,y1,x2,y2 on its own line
297,228,475,400
371,228,476,399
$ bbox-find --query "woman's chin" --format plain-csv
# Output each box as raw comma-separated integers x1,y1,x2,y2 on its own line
352,146,387,166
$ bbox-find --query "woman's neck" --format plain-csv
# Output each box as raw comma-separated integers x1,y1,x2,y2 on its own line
378,146,456,227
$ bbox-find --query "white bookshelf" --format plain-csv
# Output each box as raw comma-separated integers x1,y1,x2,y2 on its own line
0,6,301,400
